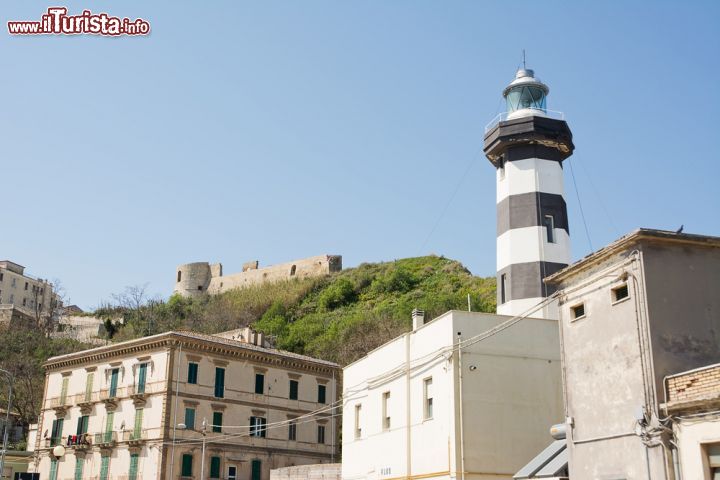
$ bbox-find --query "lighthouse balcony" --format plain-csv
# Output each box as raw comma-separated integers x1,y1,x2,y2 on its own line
485,109,565,132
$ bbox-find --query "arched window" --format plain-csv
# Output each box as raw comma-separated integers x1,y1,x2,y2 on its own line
290,265,297,276
177,271,182,282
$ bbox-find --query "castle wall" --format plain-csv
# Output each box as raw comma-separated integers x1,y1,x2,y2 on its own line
174,255,341,298
207,255,341,294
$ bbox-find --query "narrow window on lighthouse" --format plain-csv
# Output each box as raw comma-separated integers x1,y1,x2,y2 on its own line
500,274,507,304
543,215,556,243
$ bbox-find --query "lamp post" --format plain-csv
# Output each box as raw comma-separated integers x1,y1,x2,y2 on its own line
177,418,206,479
0,369,14,480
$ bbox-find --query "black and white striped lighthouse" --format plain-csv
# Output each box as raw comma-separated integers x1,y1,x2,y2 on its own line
483,68,574,319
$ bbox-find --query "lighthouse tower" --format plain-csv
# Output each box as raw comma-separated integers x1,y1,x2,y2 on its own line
483,68,574,319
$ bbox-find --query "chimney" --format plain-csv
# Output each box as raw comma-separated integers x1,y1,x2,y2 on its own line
412,309,425,331
256,332,265,347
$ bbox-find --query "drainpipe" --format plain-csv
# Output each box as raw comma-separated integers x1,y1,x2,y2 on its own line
169,342,182,480
457,332,465,480
405,333,412,479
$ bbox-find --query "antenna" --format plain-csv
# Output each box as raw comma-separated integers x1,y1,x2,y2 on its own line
522,49,526,69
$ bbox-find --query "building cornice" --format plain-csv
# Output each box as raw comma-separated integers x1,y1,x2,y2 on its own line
44,332,340,375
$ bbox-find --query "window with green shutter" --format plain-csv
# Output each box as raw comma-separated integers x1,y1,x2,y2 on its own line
187,362,198,384
100,455,110,480
289,380,298,400
104,411,114,443
251,459,262,480
76,415,89,435
137,363,148,394
109,368,119,397
84,372,94,402
214,367,225,398
181,454,193,477
212,411,222,433
255,373,264,394
210,456,221,479
129,453,139,480
49,458,58,480
133,408,144,440
318,384,326,404
51,418,64,446
60,377,69,404
73,457,83,480
184,408,195,430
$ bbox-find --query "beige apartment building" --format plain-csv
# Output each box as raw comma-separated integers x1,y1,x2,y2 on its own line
32,328,340,480
0,260,61,321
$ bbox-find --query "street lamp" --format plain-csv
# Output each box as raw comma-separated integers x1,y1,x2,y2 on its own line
177,418,206,480
0,369,14,480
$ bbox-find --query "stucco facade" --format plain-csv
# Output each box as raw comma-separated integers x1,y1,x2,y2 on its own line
33,330,340,480
342,310,563,480
545,229,720,480
0,260,61,322
174,255,342,298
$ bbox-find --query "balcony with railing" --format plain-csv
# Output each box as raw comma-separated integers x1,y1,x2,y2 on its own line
94,430,118,448
46,395,72,415
73,391,100,408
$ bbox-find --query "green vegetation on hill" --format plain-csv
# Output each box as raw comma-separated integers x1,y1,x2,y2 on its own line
104,256,496,365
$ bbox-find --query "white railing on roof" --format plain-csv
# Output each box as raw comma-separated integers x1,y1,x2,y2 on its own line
484,109,566,132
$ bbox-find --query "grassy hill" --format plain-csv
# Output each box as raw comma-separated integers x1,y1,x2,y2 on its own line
105,255,496,365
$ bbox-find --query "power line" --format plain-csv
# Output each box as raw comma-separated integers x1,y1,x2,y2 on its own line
568,158,594,252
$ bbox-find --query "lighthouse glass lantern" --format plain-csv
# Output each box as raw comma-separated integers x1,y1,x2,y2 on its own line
503,69,548,118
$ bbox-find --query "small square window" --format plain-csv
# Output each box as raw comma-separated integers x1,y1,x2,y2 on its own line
612,284,629,303
571,303,586,320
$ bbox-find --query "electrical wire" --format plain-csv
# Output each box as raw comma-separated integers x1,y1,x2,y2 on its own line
568,157,594,252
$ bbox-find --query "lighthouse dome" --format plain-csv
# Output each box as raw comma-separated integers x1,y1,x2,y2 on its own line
503,68,549,119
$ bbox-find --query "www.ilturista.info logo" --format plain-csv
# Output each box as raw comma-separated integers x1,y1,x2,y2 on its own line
8,7,150,36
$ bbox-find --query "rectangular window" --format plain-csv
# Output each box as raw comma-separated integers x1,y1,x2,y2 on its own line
109,368,119,397
500,273,507,304
250,416,267,437
354,404,362,439
60,377,69,404
181,454,193,477
382,391,391,430
212,411,223,433
214,367,225,398
254,373,264,394
100,456,110,480
318,384,327,404
104,412,114,443
137,363,148,394
184,407,196,430
129,453,139,480
210,456,221,479
50,418,64,446
49,458,58,480
317,425,326,444
187,362,198,384
251,460,262,480
24,282,28,290
85,372,94,402
74,457,83,480
543,214,556,243
133,408,144,439
424,378,434,420
571,303,586,320
76,415,89,436
612,283,629,303
288,420,297,441
289,380,298,400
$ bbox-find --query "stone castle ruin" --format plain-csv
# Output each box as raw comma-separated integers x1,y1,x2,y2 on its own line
173,254,342,298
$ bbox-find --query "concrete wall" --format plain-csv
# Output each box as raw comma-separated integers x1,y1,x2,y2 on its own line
642,243,720,402
174,255,342,298
271,463,341,480
342,310,562,480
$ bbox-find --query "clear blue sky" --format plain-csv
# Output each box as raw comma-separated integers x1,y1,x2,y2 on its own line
3,1,719,309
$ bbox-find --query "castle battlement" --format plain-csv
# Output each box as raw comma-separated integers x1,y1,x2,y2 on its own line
173,254,342,298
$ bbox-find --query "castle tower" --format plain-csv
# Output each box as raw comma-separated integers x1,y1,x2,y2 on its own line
483,68,574,319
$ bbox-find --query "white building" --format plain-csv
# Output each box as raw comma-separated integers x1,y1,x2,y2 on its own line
341,310,563,480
